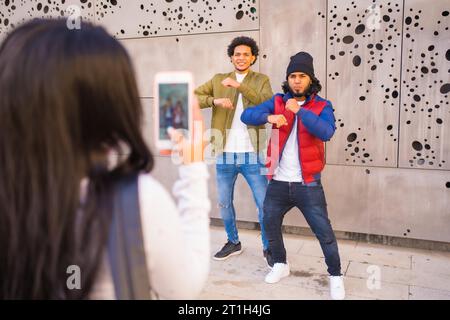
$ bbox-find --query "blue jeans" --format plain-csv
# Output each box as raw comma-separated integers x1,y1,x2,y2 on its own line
263,179,342,276
216,152,268,250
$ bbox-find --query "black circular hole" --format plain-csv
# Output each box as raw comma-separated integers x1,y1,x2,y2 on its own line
347,133,357,143
412,141,423,151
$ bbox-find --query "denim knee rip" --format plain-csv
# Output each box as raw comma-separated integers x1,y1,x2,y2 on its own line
218,202,231,209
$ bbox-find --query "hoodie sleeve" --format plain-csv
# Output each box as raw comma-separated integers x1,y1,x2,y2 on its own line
240,95,276,126
298,100,336,141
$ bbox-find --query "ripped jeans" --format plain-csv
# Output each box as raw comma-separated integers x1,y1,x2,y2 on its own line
216,152,268,250
263,179,342,276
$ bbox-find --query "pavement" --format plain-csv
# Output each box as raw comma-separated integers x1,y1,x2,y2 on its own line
198,226,450,300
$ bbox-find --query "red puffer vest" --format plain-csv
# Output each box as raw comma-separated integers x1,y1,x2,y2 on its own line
266,95,327,183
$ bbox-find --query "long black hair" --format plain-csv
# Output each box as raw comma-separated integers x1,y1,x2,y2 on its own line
281,75,322,98
0,19,153,299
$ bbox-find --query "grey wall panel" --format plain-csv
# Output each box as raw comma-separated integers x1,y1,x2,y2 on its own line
259,0,327,96
1,0,449,245
399,0,450,170
96,0,259,39
0,0,95,41
141,98,154,151
280,164,450,243
155,160,450,243
326,0,403,167
126,31,260,164
120,31,260,98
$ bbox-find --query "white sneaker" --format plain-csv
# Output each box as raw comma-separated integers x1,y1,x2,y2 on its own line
264,263,290,284
329,276,345,300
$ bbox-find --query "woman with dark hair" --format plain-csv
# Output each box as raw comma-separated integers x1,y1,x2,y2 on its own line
0,19,210,299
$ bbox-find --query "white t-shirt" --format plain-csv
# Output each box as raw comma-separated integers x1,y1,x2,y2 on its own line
88,162,211,300
273,100,305,182
224,72,255,153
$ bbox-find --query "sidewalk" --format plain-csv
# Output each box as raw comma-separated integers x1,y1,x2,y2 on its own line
199,226,450,300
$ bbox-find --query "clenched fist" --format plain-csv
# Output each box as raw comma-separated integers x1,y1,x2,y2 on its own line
267,114,288,128
213,98,234,109
285,98,301,114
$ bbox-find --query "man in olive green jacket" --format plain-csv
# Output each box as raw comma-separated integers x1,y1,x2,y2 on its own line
194,36,273,261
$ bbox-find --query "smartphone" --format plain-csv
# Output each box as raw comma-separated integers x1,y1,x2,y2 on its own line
154,71,193,151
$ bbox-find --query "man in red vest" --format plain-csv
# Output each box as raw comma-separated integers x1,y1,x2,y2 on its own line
241,52,345,300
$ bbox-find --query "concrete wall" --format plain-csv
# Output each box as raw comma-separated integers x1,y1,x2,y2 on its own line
1,0,449,243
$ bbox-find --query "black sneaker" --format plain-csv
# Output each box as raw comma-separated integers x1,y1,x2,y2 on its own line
263,249,274,268
213,241,242,260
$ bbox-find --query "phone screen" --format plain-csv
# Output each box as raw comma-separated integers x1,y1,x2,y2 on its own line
158,83,189,139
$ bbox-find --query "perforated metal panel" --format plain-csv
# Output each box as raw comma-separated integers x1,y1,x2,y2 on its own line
0,0,95,41
325,0,403,168
96,0,259,39
399,0,450,170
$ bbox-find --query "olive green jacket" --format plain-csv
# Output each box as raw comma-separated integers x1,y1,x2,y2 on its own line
194,69,273,155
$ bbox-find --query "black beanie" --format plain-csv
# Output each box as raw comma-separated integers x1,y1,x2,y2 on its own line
286,52,315,79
